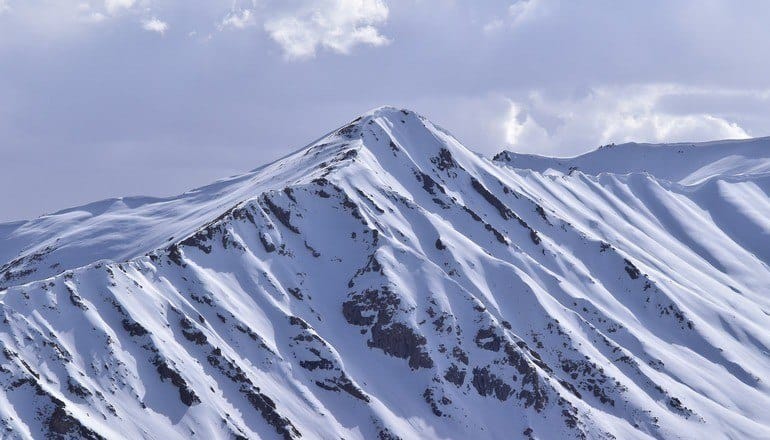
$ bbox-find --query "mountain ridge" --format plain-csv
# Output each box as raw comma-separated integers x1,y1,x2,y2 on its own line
0,106,509,289
494,135,770,185
0,107,769,439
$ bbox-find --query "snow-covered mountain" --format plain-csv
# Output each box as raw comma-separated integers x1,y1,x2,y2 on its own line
1,107,769,439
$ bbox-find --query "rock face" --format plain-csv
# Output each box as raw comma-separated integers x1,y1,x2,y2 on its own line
1,107,769,439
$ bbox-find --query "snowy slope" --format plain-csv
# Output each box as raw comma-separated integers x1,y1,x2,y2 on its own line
494,137,770,185
0,107,769,440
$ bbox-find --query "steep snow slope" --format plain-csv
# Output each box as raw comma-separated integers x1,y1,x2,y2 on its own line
0,107,769,439
494,137,770,185
0,139,352,289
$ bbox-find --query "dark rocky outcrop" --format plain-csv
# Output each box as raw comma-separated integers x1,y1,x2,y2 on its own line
343,287,433,370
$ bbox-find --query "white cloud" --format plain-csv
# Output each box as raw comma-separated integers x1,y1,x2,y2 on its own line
1,1,390,58
501,85,753,156
483,18,504,34
221,9,256,30
75,3,106,23
0,1,139,30
264,0,390,60
508,0,548,28
104,0,134,15
84,11,107,23
503,100,550,147
142,17,168,34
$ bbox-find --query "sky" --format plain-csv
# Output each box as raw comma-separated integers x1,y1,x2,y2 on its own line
1,0,770,221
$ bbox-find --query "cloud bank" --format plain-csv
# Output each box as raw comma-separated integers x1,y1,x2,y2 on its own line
501,85,754,156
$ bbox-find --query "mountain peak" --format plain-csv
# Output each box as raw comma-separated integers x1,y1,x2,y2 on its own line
338,105,427,138
0,106,462,289
327,106,422,136
362,105,416,118
287,105,473,180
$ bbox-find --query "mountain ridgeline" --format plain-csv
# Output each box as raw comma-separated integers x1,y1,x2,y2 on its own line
1,107,769,439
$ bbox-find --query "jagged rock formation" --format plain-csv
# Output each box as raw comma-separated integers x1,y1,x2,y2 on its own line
1,107,769,439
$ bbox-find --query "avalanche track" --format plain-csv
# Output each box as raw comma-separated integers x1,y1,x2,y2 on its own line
1,107,769,439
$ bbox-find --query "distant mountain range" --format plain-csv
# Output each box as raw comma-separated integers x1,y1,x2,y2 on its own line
1,107,769,439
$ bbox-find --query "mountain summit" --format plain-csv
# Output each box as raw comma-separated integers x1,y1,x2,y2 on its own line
1,108,769,439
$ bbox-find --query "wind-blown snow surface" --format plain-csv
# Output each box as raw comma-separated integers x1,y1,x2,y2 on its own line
1,107,769,440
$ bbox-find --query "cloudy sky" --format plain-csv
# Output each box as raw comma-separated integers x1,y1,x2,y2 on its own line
2,0,769,221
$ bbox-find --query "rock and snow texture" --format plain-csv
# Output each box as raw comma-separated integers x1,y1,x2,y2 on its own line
0,107,769,439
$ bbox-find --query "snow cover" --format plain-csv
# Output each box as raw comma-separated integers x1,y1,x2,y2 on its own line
0,106,768,439
494,136,770,185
